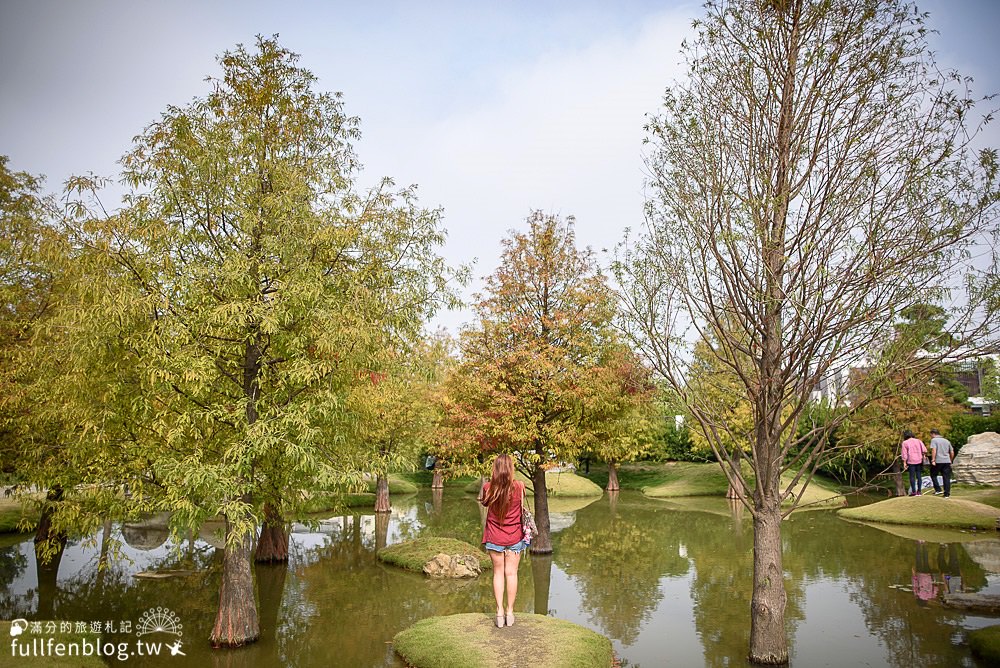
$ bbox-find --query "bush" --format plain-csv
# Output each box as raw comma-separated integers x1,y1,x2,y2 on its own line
948,414,1000,449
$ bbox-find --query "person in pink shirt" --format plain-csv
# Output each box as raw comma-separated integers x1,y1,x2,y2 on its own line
900,429,928,496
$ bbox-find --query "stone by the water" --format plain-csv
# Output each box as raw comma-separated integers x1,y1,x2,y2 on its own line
953,432,1000,486
422,553,483,578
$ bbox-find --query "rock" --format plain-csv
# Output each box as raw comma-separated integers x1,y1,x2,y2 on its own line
422,553,483,578
953,432,1000,486
964,540,1000,574
943,592,1000,613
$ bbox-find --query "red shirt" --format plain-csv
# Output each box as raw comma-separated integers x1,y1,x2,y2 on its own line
481,480,525,546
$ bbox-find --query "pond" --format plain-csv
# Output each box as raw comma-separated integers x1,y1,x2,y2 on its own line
1,489,999,667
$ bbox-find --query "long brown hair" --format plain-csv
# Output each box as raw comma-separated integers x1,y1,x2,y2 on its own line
482,454,518,519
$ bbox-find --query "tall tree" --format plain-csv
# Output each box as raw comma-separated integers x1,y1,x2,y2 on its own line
616,1,997,662
50,37,457,647
579,346,656,491
0,157,77,563
448,211,618,554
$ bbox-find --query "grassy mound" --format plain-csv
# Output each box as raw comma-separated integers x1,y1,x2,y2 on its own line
366,475,420,494
969,625,1000,664
394,471,478,487
1,621,103,667
837,495,1000,530
953,487,1000,509
641,462,732,497
465,470,603,498
295,492,377,516
641,462,843,507
378,537,491,572
393,613,613,668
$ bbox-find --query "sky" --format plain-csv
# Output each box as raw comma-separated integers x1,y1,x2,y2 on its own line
1,0,999,334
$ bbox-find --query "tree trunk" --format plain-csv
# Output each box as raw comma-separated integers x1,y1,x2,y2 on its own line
375,474,390,513
607,490,619,515
748,501,788,664
529,463,553,555
531,553,553,615
891,459,906,497
34,486,65,552
210,516,260,648
34,538,65,619
606,461,620,492
96,519,112,592
255,501,289,563
431,470,444,489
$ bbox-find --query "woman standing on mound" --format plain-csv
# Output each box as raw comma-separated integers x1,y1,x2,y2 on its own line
479,453,527,628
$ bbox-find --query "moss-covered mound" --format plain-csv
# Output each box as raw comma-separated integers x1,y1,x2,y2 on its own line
641,462,732,497
969,625,1000,664
393,613,613,668
641,462,843,507
837,495,1000,530
1,621,103,667
378,537,491,572
465,470,603,498
294,492,377,517
366,475,420,495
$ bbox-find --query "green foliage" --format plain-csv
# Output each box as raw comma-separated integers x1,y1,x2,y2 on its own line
376,537,490,572
441,212,625,476
948,413,1000,449
30,37,459,555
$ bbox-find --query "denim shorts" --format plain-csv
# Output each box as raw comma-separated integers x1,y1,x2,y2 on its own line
484,540,528,554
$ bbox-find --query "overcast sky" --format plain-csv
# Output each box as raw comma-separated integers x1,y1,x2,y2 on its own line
2,0,998,333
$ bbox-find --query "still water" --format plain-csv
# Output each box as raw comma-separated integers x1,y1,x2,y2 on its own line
1,489,998,667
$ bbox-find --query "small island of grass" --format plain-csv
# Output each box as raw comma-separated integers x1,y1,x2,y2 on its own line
393,613,613,668
969,625,1000,664
640,462,844,507
465,470,603,498
378,537,491,572
837,495,1000,530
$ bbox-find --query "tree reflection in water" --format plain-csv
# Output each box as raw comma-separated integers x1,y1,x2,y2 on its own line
0,490,995,667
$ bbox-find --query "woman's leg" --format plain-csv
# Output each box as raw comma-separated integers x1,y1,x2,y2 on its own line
489,550,505,615
907,464,919,494
503,548,522,615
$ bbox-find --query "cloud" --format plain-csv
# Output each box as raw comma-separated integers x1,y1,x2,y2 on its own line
374,9,696,332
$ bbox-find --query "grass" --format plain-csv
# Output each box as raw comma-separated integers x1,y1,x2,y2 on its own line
464,470,603,498
637,462,844,507
951,486,1000,509
394,471,478,487
969,625,1000,664
294,492,378,517
0,496,36,534
837,495,1000,530
393,613,613,668
0,621,104,667
365,474,419,495
377,537,491,572
640,462,734,497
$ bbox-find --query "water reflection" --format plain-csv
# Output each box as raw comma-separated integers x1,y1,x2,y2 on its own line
0,490,997,667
